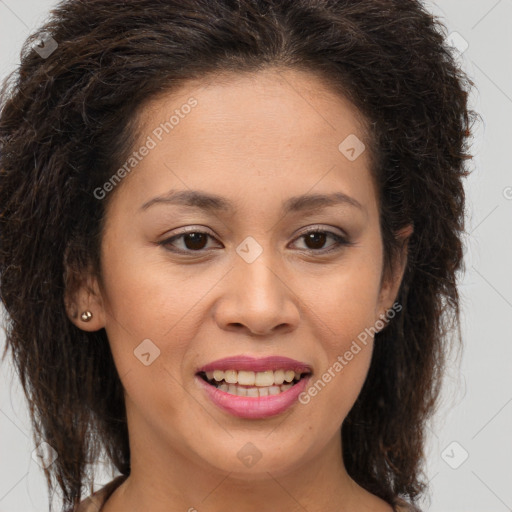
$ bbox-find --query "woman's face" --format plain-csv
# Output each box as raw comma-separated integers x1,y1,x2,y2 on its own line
78,68,406,480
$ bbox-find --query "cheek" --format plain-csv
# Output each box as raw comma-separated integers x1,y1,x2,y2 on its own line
97,244,191,383
296,246,382,423
311,249,383,347
100,239,191,334
299,287,377,439
311,272,379,395
98,256,199,430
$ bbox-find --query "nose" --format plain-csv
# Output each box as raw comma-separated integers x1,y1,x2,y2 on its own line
213,251,300,337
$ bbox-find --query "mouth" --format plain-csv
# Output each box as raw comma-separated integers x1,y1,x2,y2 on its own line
196,368,311,397
195,356,313,419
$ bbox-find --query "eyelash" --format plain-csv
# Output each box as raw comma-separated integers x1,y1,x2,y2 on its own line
158,226,352,256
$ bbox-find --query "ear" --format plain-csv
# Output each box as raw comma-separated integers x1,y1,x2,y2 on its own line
375,224,413,323
63,263,106,332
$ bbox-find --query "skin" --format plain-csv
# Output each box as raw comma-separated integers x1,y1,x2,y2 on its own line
68,67,411,512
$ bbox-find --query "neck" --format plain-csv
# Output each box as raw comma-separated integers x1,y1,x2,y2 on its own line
103,427,391,512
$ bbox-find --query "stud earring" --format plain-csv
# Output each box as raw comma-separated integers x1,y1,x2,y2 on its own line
80,310,93,322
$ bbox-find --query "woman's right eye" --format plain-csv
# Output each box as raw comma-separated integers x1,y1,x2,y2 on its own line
159,230,221,254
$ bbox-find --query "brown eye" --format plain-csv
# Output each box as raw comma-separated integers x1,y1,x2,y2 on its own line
181,232,209,250
160,230,221,254
303,232,328,250
292,229,350,254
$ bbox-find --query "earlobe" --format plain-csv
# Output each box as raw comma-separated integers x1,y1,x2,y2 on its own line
64,274,106,332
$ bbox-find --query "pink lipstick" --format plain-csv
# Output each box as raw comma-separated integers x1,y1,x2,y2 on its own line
195,355,312,419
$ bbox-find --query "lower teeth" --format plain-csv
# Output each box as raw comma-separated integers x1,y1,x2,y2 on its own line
208,378,300,397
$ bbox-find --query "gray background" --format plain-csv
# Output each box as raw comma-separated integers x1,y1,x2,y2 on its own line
0,1,511,510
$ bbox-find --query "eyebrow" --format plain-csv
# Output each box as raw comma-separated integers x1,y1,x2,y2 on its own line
140,189,364,214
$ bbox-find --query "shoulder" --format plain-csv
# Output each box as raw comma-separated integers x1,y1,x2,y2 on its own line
72,474,128,512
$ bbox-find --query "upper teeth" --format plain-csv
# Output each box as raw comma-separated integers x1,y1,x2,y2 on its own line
206,369,301,386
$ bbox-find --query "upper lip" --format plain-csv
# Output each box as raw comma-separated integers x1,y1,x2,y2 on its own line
197,356,312,374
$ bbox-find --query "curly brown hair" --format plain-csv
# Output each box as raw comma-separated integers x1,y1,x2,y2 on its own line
0,0,475,510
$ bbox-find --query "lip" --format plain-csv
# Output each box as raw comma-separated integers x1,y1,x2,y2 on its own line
196,373,312,419
196,355,312,373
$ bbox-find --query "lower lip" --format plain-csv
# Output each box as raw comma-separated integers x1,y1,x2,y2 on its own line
196,374,311,419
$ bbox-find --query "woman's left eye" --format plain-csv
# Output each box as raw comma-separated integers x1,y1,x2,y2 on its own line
293,229,350,253
159,227,351,255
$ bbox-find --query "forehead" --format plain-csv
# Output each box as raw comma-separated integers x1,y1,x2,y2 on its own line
107,67,377,220
138,66,369,146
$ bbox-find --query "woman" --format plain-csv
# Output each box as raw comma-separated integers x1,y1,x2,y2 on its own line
0,0,475,511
